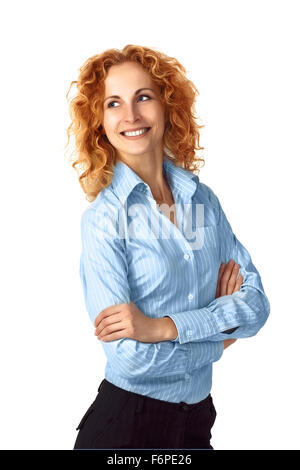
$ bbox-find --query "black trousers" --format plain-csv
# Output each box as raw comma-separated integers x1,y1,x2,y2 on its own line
74,378,217,450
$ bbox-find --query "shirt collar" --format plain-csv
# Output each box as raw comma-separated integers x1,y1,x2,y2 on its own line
111,155,199,206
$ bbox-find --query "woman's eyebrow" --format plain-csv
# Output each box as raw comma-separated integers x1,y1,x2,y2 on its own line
103,88,154,103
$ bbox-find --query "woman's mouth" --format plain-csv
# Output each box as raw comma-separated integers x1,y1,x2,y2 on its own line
120,127,151,140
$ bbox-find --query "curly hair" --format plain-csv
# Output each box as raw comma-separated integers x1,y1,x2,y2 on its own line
65,44,205,202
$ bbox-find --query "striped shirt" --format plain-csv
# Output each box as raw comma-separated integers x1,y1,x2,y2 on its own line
79,155,270,404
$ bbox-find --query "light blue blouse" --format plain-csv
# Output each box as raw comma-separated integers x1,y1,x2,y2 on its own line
79,155,270,403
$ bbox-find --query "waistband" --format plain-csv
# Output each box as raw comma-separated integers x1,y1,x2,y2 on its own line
97,378,212,413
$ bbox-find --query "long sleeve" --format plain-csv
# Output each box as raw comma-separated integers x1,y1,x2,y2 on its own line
165,184,270,344
79,206,224,381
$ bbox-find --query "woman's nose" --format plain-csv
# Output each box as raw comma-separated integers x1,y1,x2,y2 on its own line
123,103,141,121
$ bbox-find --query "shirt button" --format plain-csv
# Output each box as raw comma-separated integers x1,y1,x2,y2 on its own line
188,294,193,301
187,330,192,336
185,373,190,380
184,254,190,260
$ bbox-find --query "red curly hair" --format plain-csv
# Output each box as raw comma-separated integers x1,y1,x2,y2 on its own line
65,44,205,202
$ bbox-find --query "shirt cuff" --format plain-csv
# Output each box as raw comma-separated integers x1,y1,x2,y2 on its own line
165,308,220,344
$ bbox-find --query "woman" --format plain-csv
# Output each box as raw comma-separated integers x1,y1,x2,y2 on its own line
66,45,270,450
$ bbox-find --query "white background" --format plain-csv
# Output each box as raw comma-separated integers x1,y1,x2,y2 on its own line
1,0,299,450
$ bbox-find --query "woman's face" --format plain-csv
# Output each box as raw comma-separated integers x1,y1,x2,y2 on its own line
102,61,166,161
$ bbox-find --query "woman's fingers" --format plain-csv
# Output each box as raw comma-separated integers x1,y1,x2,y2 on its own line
227,263,240,295
220,259,236,296
223,338,237,349
215,262,226,298
94,312,124,338
233,273,244,293
216,259,244,298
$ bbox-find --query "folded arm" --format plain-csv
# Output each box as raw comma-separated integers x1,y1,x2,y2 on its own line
164,184,270,344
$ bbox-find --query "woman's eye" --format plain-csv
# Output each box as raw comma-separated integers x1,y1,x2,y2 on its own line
138,94,150,102
107,95,150,108
107,101,117,108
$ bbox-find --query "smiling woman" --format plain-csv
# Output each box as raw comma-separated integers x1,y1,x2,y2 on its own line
65,44,204,202
66,44,270,451
100,60,168,175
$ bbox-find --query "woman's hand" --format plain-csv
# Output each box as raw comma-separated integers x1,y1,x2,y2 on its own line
215,258,243,298
223,338,238,349
215,259,244,350
94,302,162,343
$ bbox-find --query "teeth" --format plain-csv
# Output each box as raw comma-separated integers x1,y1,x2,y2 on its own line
123,128,148,137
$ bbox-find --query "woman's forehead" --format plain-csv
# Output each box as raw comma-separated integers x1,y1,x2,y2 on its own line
104,62,156,90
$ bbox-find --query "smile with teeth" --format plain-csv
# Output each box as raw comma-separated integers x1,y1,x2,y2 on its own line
121,127,150,137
